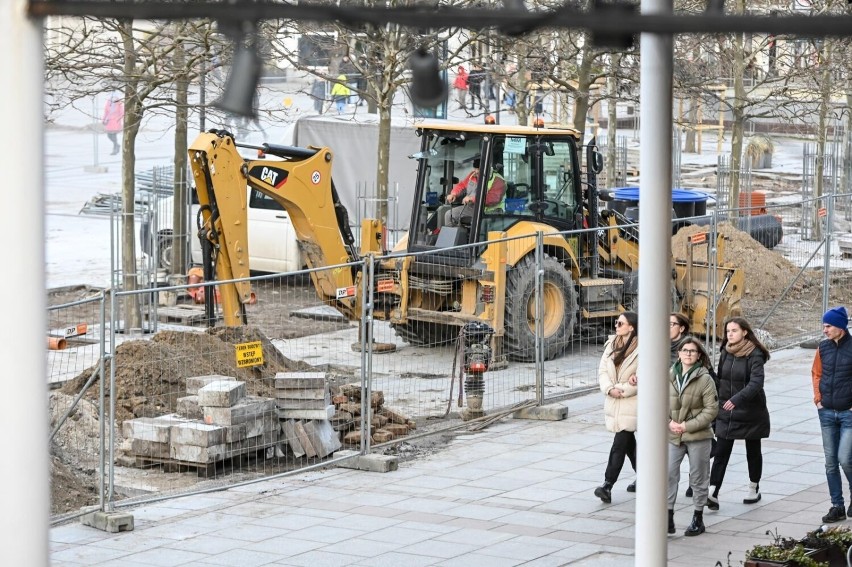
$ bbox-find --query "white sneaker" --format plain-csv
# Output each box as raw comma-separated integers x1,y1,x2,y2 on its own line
743,481,761,504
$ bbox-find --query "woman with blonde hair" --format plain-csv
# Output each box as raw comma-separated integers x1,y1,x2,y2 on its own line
594,311,639,503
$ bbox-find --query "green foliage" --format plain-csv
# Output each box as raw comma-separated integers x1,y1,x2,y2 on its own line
801,526,852,553
746,529,829,567
747,543,827,567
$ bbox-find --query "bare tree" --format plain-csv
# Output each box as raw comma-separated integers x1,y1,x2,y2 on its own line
44,17,216,327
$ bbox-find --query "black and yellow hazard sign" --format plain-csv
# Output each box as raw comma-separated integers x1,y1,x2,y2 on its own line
235,341,264,368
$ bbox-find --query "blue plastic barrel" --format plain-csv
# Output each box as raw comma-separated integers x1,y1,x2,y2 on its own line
609,187,710,218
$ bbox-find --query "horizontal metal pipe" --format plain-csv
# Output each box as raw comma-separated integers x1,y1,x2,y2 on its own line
27,3,852,38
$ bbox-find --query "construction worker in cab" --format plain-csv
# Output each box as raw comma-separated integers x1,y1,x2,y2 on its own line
444,156,506,226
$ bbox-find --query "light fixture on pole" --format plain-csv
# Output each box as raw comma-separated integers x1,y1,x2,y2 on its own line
409,47,446,109
213,20,262,118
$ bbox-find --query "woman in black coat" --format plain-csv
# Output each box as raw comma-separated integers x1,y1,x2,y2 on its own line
707,317,771,510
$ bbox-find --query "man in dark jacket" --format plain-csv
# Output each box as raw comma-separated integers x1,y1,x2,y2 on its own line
812,306,852,523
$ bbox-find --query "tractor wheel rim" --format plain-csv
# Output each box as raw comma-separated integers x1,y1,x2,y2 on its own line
527,282,564,336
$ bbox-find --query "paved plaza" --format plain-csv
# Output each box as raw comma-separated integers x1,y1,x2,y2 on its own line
50,346,839,566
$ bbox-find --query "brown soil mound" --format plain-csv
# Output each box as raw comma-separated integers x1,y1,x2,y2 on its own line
51,455,99,516
60,326,311,425
672,222,813,299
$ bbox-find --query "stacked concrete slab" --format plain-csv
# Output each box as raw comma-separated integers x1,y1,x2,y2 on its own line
276,372,341,459
122,374,278,474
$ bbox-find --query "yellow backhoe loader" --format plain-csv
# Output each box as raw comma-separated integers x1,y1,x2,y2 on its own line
188,122,742,362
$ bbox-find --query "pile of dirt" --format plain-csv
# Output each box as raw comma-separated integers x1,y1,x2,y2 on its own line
672,222,814,299
59,326,312,425
49,392,105,515
50,455,99,516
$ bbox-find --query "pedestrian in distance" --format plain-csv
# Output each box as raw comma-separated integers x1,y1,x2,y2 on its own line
707,316,771,511
453,65,469,111
594,311,639,503
468,64,485,110
667,337,719,537
102,92,123,156
812,306,852,524
310,79,325,114
330,75,351,114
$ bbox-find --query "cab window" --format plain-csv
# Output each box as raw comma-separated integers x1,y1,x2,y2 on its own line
249,188,285,211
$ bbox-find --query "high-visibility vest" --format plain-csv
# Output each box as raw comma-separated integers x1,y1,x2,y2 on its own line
483,173,506,213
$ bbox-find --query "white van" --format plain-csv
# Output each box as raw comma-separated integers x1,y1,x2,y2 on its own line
140,187,303,275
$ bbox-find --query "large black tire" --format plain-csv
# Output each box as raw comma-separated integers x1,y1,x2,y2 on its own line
392,321,458,347
505,254,578,362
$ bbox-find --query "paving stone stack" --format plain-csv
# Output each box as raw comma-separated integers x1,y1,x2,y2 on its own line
334,383,416,446
275,372,341,459
122,374,278,474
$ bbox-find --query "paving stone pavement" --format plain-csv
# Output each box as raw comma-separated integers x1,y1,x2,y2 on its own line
51,346,840,566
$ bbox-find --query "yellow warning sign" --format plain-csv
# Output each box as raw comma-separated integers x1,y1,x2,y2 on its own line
235,341,263,368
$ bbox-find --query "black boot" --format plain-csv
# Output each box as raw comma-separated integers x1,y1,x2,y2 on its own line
668,509,675,535
684,510,705,536
594,481,613,504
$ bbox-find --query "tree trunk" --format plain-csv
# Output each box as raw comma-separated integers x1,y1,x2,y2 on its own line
728,3,747,216
172,37,189,276
572,43,595,145
376,97,392,224
684,98,698,153
514,56,529,126
121,20,142,331
605,53,621,189
813,41,833,241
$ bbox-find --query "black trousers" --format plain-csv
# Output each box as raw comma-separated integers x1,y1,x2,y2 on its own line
605,430,637,484
709,436,763,492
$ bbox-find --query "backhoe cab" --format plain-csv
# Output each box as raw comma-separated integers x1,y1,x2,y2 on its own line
380,122,621,362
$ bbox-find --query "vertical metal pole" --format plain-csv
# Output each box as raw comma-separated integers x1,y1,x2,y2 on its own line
92,96,100,168
822,185,834,315
637,0,673,565
359,259,373,455
200,66,207,132
1,3,48,564
535,232,544,405
108,290,117,509
98,295,107,510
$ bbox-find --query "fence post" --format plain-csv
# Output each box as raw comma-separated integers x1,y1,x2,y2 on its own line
359,258,373,455
535,231,544,405
822,191,835,315
107,287,118,510
98,294,108,511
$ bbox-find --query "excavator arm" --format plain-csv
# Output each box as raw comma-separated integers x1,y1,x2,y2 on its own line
188,131,363,325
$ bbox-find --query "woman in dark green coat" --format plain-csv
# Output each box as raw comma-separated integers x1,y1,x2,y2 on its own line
668,337,719,537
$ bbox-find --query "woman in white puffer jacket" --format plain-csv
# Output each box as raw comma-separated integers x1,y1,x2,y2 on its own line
594,311,639,504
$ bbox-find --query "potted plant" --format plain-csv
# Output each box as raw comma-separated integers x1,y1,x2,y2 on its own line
745,530,828,567
800,526,852,567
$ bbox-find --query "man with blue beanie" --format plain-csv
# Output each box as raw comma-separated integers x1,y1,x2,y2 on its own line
812,306,852,523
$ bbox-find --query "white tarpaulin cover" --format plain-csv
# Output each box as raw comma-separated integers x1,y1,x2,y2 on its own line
293,115,422,231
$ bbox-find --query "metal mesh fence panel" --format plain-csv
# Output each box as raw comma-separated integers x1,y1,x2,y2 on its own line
48,191,852,519
48,292,108,520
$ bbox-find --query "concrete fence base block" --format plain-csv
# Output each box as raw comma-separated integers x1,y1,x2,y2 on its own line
80,511,134,533
335,450,399,473
513,404,569,421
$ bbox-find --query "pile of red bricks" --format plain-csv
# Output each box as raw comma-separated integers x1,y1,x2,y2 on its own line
332,383,416,446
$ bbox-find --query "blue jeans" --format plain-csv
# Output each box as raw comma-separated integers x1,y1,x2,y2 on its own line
818,408,852,507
